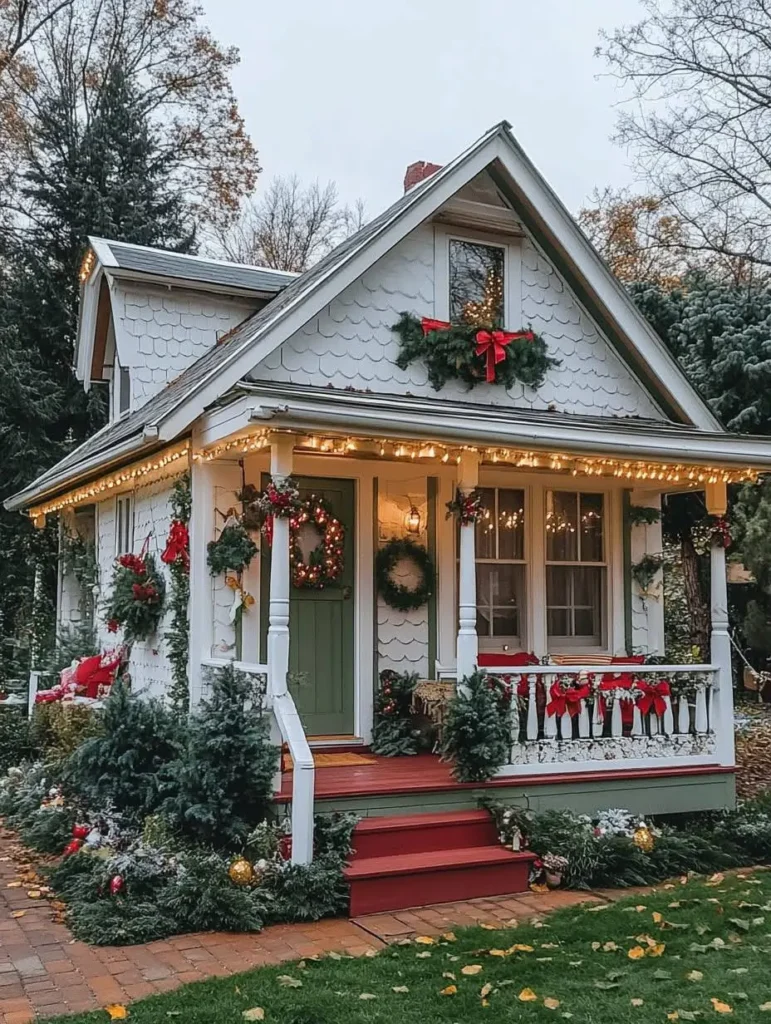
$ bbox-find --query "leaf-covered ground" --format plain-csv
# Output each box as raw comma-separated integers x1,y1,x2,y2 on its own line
52,870,771,1023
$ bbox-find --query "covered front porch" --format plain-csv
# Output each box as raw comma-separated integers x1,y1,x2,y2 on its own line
189,385,765,865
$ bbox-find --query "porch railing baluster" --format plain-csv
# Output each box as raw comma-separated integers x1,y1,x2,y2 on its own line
678,693,690,735
527,674,538,741
578,699,590,738
631,703,643,737
610,698,623,738
695,682,709,734
662,695,674,736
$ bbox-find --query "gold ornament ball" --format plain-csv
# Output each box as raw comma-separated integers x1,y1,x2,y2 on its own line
228,857,255,886
633,825,655,853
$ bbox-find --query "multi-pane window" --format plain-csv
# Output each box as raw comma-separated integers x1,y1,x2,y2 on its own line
115,495,134,556
546,491,606,648
473,487,526,646
449,239,505,329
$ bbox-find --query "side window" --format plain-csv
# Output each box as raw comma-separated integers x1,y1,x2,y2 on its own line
119,366,131,414
115,495,134,555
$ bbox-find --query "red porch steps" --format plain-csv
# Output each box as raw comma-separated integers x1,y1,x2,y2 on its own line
345,809,536,916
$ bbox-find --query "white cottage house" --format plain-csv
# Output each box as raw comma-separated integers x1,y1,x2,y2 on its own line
8,123,771,908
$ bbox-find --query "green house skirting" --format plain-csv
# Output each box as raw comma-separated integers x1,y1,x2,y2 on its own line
277,771,735,821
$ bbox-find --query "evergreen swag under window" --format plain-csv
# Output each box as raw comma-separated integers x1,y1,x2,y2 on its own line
162,475,191,712
392,313,558,391
104,550,166,643
375,537,434,612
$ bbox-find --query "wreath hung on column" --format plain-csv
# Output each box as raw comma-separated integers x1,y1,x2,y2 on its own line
290,495,345,589
376,537,435,612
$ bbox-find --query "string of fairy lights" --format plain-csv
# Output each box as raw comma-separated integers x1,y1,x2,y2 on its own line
26,426,760,522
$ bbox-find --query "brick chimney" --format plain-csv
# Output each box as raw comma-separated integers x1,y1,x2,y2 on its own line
404,160,443,192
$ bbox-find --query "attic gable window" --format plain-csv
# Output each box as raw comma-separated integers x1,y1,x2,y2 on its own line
449,239,505,328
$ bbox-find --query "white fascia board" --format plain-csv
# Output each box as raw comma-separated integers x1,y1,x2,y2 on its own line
232,392,771,468
74,268,103,385
494,135,721,431
154,130,507,442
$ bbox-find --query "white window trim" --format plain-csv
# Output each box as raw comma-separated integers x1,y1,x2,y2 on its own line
434,225,522,327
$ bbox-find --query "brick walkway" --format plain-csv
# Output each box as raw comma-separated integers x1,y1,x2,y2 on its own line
0,824,605,1023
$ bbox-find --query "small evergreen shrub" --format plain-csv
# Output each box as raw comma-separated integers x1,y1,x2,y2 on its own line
0,709,33,772
371,669,423,757
63,681,180,818
442,672,512,782
162,664,278,848
31,703,103,764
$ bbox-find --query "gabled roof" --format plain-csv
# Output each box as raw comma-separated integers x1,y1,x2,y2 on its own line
7,121,731,512
89,238,298,296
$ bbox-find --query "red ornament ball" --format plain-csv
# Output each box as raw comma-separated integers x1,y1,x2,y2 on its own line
109,875,124,895
72,824,89,840
63,838,83,856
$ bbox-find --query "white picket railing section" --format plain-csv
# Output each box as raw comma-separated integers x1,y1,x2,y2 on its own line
474,664,719,777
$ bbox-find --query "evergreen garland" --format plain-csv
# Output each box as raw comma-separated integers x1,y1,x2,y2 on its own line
371,669,423,757
442,672,513,783
392,312,558,391
207,524,258,576
631,553,664,590
103,552,166,642
627,505,662,527
375,537,434,612
163,475,191,712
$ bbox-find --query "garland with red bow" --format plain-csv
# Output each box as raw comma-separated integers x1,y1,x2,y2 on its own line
546,679,591,718
392,312,558,391
635,679,671,718
710,516,731,549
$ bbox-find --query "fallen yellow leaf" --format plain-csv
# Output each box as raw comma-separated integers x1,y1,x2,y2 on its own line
635,904,647,912
519,988,538,1002
359,993,377,1001
512,944,534,952
442,972,456,980
711,999,733,1014
602,941,618,952
480,923,496,930
392,986,409,993
687,970,704,982
415,936,435,945
480,983,493,999
631,998,644,1007
667,1013,680,1021
10,910,25,919
242,1010,265,1022
6,881,21,888
461,965,483,976
26,890,41,899
653,911,663,924
105,1007,128,1021
628,946,646,960
441,932,456,942
544,997,561,1010
649,943,666,958
488,949,508,957
759,1002,771,1011
440,984,457,996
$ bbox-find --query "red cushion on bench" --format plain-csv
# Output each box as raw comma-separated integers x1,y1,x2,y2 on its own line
477,652,539,667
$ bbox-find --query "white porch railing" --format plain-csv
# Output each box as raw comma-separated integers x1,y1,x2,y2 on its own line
478,663,719,776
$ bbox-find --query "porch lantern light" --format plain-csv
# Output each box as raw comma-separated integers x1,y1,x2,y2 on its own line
405,504,421,534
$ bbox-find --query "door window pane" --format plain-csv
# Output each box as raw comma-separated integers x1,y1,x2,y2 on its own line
449,240,505,328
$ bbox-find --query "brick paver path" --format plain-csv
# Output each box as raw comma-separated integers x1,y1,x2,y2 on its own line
0,824,610,1023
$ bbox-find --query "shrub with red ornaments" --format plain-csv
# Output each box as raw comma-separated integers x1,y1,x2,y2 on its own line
104,551,166,642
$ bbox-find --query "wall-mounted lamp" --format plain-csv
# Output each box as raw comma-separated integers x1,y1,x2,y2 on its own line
404,504,421,534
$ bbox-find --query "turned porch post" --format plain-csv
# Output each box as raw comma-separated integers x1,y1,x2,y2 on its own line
456,451,480,681
706,482,734,767
267,436,294,698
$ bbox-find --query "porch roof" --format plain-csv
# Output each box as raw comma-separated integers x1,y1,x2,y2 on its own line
208,381,771,476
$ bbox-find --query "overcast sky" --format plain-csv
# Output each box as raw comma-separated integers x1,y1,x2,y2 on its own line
199,0,645,216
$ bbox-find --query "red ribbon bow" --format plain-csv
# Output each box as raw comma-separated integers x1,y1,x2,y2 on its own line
161,520,190,571
420,317,451,335
636,680,671,717
546,681,591,718
475,329,533,383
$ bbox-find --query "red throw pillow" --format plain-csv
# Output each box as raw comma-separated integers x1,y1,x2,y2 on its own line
74,656,104,685
611,655,646,665
478,652,539,667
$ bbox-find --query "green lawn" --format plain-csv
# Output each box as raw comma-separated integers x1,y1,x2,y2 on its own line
54,870,771,1023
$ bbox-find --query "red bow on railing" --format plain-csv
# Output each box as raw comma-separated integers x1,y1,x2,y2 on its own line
161,520,190,571
420,317,451,335
636,680,671,717
475,329,533,383
546,681,591,718
599,672,635,724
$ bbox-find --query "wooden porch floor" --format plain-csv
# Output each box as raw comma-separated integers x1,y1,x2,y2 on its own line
277,752,732,802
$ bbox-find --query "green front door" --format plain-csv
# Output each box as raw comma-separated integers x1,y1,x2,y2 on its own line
261,476,355,737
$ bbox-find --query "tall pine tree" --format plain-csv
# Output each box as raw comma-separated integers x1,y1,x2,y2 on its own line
0,63,195,684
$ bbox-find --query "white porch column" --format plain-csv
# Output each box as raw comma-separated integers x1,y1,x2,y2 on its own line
188,456,215,709
456,451,480,681
707,482,734,767
267,436,294,699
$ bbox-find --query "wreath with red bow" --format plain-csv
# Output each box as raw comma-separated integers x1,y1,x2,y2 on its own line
392,313,558,391
104,549,166,642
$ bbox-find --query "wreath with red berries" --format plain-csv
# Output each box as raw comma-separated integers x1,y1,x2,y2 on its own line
290,496,345,589
104,551,166,642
